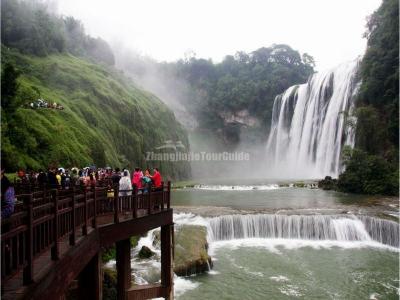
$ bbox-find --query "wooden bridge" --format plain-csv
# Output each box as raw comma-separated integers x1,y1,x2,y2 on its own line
1,182,174,300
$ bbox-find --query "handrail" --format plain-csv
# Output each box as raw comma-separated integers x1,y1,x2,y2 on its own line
1,181,171,286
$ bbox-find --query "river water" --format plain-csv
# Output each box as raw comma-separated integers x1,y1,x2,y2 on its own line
168,182,399,299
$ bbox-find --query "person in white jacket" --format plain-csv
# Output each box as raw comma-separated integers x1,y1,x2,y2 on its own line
119,170,132,196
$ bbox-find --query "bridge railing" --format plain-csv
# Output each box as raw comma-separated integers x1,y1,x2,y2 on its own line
1,181,171,286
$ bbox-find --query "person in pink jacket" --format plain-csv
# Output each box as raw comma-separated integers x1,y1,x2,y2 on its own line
132,168,143,190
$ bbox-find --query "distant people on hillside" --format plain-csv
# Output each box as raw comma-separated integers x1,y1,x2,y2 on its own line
119,170,132,196
1,171,15,218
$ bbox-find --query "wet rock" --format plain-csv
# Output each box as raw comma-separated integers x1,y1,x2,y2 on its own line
103,267,117,300
138,245,155,259
174,225,213,276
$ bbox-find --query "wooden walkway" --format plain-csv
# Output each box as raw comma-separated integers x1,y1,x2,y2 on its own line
1,183,174,300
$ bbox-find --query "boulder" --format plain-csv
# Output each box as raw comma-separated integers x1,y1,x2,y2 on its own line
173,225,213,276
138,245,155,259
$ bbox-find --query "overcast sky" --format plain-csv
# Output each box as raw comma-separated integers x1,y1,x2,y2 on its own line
57,0,382,71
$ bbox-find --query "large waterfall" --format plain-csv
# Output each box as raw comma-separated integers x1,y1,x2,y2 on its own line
207,214,399,248
266,59,360,178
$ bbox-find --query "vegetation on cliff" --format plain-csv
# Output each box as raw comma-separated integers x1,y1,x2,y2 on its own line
118,44,315,145
338,0,399,195
1,0,190,179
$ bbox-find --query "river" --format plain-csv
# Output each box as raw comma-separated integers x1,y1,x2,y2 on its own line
118,182,399,299
168,182,399,299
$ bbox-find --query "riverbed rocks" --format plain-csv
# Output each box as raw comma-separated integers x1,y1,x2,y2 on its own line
138,245,155,259
174,225,213,276
151,225,213,276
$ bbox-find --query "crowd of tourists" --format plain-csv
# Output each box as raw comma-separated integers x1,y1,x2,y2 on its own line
25,98,64,110
1,167,163,218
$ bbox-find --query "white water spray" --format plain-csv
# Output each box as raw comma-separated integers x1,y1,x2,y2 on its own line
266,59,360,178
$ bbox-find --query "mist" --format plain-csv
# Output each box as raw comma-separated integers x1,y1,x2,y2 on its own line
53,0,383,180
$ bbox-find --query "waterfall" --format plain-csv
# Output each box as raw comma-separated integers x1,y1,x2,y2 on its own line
266,59,360,179
207,214,399,248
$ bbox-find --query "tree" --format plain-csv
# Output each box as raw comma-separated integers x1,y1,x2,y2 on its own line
1,62,21,115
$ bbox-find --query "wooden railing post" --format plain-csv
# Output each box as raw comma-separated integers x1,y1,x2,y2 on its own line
132,186,137,219
51,189,59,260
69,189,76,246
148,188,152,215
23,194,34,285
114,186,119,223
92,186,97,229
116,239,131,300
161,224,174,299
161,181,165,210
83,187,88,235
167,181,171,209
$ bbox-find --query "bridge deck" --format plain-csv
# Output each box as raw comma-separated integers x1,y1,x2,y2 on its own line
1,183,173,299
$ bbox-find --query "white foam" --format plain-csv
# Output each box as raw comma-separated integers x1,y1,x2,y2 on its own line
174,275,200,297
270,275,289,282
174,213,210,227
208,238,399,256
369,293,380,299
207,270,220,275
193,184,280,191
279,284,303,297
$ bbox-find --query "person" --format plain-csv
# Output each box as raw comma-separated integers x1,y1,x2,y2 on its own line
119,170,132,196
111,168,121,186
141,169,152,193
56,170,62,186
132,168,143,190
150,168,163,190
47,168,58,188
86,173,96,188
1,171,15,218
37,169,48,187
70,169,79,186
28,170,36,185
64,170,71,189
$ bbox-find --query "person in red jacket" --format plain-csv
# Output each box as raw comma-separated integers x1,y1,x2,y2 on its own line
150,168,162,189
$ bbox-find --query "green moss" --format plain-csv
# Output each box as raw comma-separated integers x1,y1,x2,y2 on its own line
172,180,198,189
101,236,139,263
103,268,117,300
294,182,305,188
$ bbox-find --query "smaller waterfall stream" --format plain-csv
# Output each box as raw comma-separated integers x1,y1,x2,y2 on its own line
205,214,399,248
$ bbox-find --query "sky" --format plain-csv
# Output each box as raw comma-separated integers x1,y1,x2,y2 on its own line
57,0,382,71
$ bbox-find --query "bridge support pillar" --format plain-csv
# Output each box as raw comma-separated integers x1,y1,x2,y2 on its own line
161,224,174,300
78,253,102,300
116,238,131,300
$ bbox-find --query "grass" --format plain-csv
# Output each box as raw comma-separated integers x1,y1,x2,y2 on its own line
2,47,191,179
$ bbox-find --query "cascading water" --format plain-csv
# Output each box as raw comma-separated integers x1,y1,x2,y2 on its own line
205,214,399,248
266,59,360,179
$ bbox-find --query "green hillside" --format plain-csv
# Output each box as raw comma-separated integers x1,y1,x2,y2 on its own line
1,47,190,179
